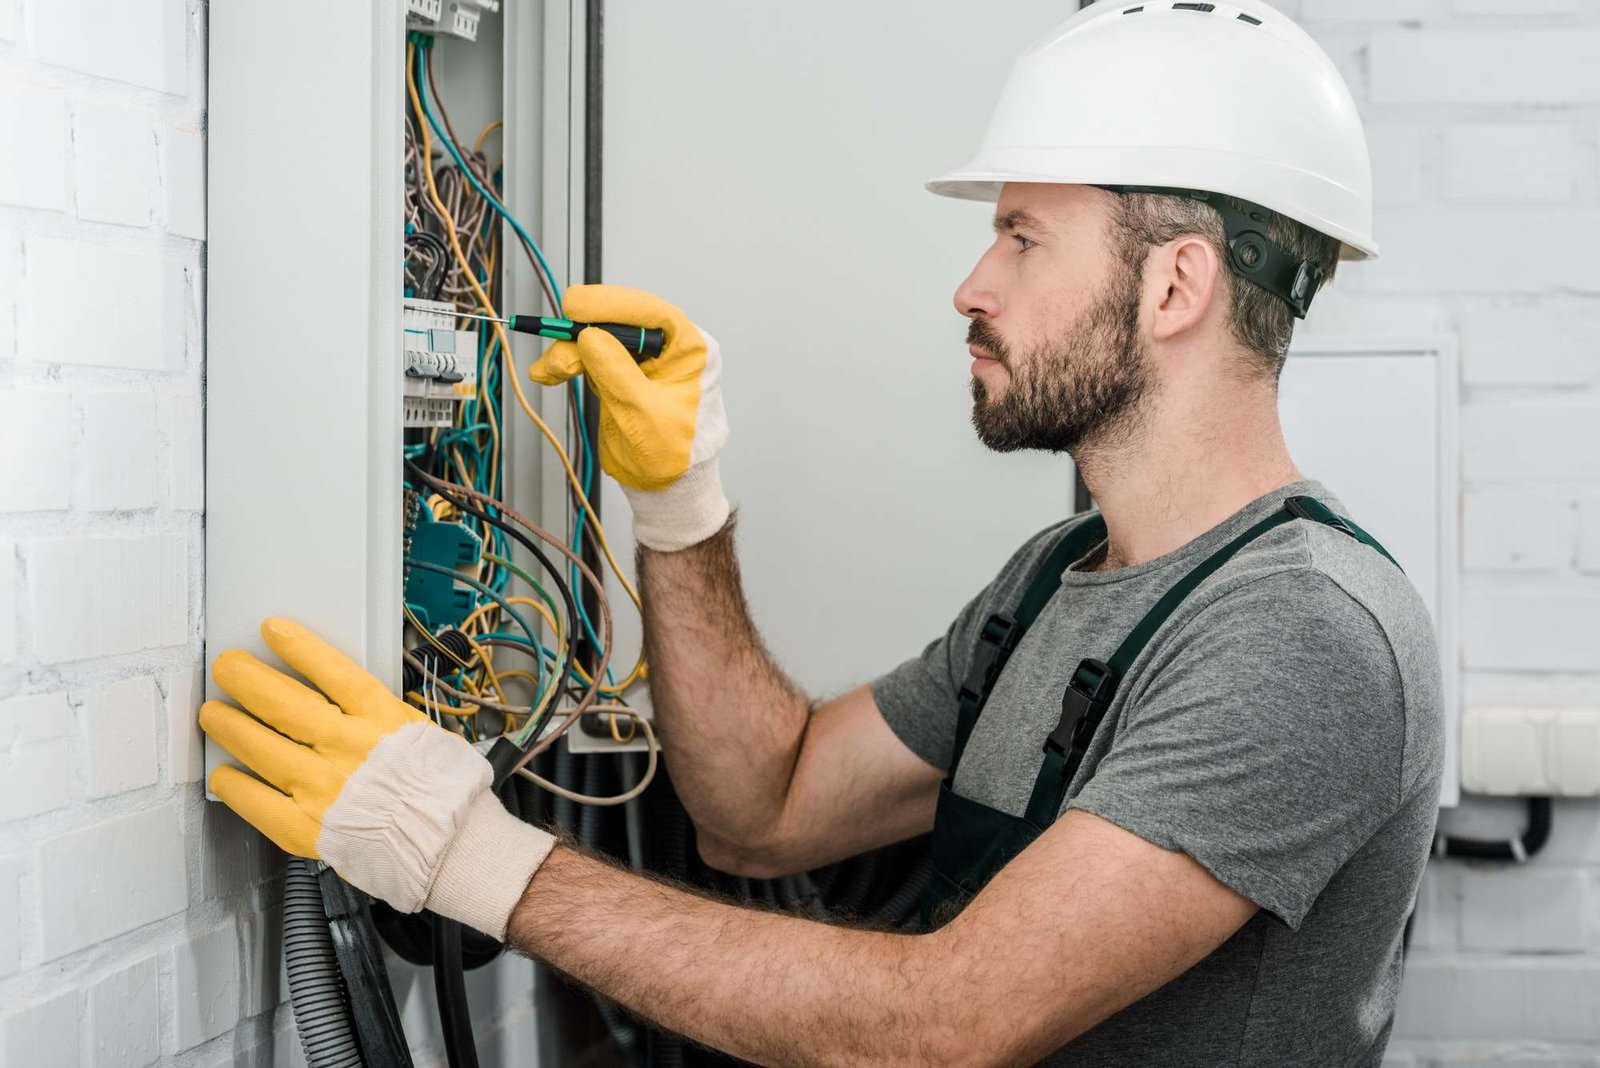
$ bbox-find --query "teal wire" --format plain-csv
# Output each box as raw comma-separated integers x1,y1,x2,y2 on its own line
415,44,627,687
414,47,563,312
403,559,543,691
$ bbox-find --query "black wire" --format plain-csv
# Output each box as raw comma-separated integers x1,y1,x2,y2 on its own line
405,231,451,300
404,457,581,747
1436,796,1553,862
430,916,480,1068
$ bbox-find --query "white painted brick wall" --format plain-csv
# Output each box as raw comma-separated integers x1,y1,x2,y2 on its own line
79,391,159,511
0,3,297,1065
72,101,158,227
2,989,80,1068
1444,124,1575,204
88,956,160,1068
81,676,160,798
1287,3,1600,1063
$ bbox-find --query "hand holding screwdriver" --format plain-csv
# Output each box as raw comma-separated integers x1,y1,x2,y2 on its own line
526,284,731,552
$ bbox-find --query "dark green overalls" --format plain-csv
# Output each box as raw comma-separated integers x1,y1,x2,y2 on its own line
920,495,1399,926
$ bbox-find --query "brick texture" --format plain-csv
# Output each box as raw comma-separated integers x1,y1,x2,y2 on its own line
0,4,296,1065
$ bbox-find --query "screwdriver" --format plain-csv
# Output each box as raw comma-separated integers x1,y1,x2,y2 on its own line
454,310,664,361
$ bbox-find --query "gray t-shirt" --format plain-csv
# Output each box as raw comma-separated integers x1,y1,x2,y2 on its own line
872,480,1444,1067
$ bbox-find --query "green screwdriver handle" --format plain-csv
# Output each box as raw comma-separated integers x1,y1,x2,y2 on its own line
506,315,664,361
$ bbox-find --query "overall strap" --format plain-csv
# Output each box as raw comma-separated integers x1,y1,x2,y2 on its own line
949,514,1108,771
1021,495,1400,826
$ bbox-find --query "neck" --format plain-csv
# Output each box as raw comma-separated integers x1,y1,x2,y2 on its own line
1074,382,1300,570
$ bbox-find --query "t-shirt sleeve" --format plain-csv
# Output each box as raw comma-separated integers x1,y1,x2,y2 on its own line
1068,568,1408,929
872,522,1075,774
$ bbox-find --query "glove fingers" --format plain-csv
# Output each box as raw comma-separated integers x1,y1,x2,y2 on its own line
260,617,393,720
211,648,342,746
561,284,694,335
526,340,583,386
199,699,313,795
573,327,652,408
210,765,321,859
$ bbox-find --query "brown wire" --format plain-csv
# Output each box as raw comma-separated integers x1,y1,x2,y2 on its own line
407,468,617,769
424,46,559,315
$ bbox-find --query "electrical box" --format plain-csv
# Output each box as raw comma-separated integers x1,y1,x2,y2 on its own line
1463,705,1600,796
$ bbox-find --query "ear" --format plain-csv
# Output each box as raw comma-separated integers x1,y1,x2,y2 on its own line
1149,236,1223,343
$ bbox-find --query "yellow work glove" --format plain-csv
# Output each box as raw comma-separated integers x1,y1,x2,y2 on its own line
528,284,730,551
199,618,554,939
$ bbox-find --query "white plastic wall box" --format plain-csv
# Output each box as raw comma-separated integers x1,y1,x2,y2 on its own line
1462,705,1600,796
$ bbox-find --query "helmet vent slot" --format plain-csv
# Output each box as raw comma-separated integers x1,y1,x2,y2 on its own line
1122,5,1146,12
1172,3,1217,10
1237,12,1263,24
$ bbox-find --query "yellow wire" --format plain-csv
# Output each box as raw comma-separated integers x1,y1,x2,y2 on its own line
408,48,644,709
403,604,471,668
407,51,641,617
402,601,509,705
453,625,510,705
571,655,646,696
405,691,478,717
475,119,503,154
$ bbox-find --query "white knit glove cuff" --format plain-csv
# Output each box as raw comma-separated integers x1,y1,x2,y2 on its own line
622,456,731,552
425,790,556,939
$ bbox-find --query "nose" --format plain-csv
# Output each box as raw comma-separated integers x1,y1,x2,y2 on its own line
953,252,1001,322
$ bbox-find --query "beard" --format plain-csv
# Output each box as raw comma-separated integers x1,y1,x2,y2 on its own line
968,265,1150,455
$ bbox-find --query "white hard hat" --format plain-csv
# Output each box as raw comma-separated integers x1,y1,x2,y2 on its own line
928,0,1376,317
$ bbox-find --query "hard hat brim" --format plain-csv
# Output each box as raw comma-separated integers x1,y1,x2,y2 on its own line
925,163,1378,263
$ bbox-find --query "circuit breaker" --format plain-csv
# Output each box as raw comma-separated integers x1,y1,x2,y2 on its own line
402,298,479,428
406,0,497,42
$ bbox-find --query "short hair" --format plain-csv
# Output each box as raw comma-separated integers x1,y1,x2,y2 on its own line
1105,189,1342,381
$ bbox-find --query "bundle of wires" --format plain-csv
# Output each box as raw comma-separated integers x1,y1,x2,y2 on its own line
401,32,648,797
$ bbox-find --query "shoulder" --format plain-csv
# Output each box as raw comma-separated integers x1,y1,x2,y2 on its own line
1147,521,1444,799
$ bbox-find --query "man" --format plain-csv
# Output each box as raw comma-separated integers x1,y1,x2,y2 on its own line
202,2,1443,1064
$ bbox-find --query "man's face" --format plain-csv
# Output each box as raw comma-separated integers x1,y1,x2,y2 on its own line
954,183,1152,455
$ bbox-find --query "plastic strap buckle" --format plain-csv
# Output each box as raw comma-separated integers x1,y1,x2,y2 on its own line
1044,658,1118,756
957,613,1021,706
1284,494,1356,538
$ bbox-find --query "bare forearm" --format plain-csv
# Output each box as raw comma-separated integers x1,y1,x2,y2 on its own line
508,845,958,1067
638,517,810,844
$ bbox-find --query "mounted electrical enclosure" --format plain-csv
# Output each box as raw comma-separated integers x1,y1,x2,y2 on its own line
206,2,565,1059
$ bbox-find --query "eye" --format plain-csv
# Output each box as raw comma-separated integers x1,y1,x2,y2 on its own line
1013,234,1037,253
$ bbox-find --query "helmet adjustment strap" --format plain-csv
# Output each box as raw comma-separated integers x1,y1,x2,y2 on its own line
1100,185,1325,319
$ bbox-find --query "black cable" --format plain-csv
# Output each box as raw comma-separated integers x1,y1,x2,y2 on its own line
317,866,415,1067
404,458,582,764
405,231,451,300
576,0,607,724
1435,796,1552,862
431,916,480,1068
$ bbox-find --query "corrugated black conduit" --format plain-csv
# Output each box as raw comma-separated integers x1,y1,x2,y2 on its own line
282,858,363,1068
